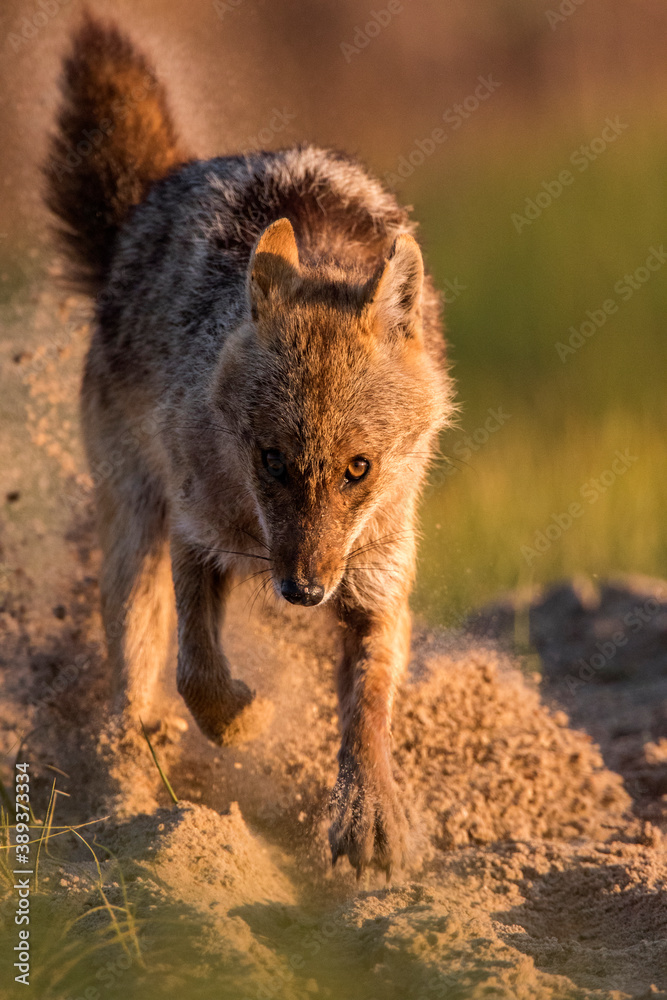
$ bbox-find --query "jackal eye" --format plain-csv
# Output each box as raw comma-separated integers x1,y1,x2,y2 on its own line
344,456,370,484
262,449,286,478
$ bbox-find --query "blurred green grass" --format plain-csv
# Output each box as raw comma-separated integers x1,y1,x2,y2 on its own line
410,125,667,623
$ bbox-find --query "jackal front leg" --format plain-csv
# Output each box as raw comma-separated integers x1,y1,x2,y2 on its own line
171,536,272,746
329,598,411,879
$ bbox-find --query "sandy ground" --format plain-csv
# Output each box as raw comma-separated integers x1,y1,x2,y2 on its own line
1,286,667,999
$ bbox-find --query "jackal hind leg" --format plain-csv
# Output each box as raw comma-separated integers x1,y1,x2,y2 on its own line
96,472,175,730
90,460,181,815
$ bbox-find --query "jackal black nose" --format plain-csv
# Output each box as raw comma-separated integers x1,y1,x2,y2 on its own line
280,579,325,607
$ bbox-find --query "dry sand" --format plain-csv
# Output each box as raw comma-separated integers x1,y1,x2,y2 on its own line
1,287,666,999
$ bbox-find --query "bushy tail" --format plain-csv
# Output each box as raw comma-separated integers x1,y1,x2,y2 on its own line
44,13,189,294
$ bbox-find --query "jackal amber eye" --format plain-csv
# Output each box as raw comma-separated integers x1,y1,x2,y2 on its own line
344,457,370,483
262,449,286,478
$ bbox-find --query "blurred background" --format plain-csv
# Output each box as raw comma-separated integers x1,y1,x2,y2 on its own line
1,0,666,623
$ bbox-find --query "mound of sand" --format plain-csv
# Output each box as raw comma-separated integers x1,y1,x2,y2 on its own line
470,576,667,825
3,555,667,998
394,650,630,848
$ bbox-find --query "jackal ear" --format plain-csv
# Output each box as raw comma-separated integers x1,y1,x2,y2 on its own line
248,218,300,320
365,234,424,339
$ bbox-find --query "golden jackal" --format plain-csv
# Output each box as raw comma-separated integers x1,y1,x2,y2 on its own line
45,15,454,876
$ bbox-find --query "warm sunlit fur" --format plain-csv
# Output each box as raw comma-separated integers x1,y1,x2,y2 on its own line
45,14,455,875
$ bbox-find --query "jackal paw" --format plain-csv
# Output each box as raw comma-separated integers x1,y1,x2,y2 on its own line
183,678,274,747
328,753,409,880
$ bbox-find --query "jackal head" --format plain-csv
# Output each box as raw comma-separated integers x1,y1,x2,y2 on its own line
214,218,450,607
